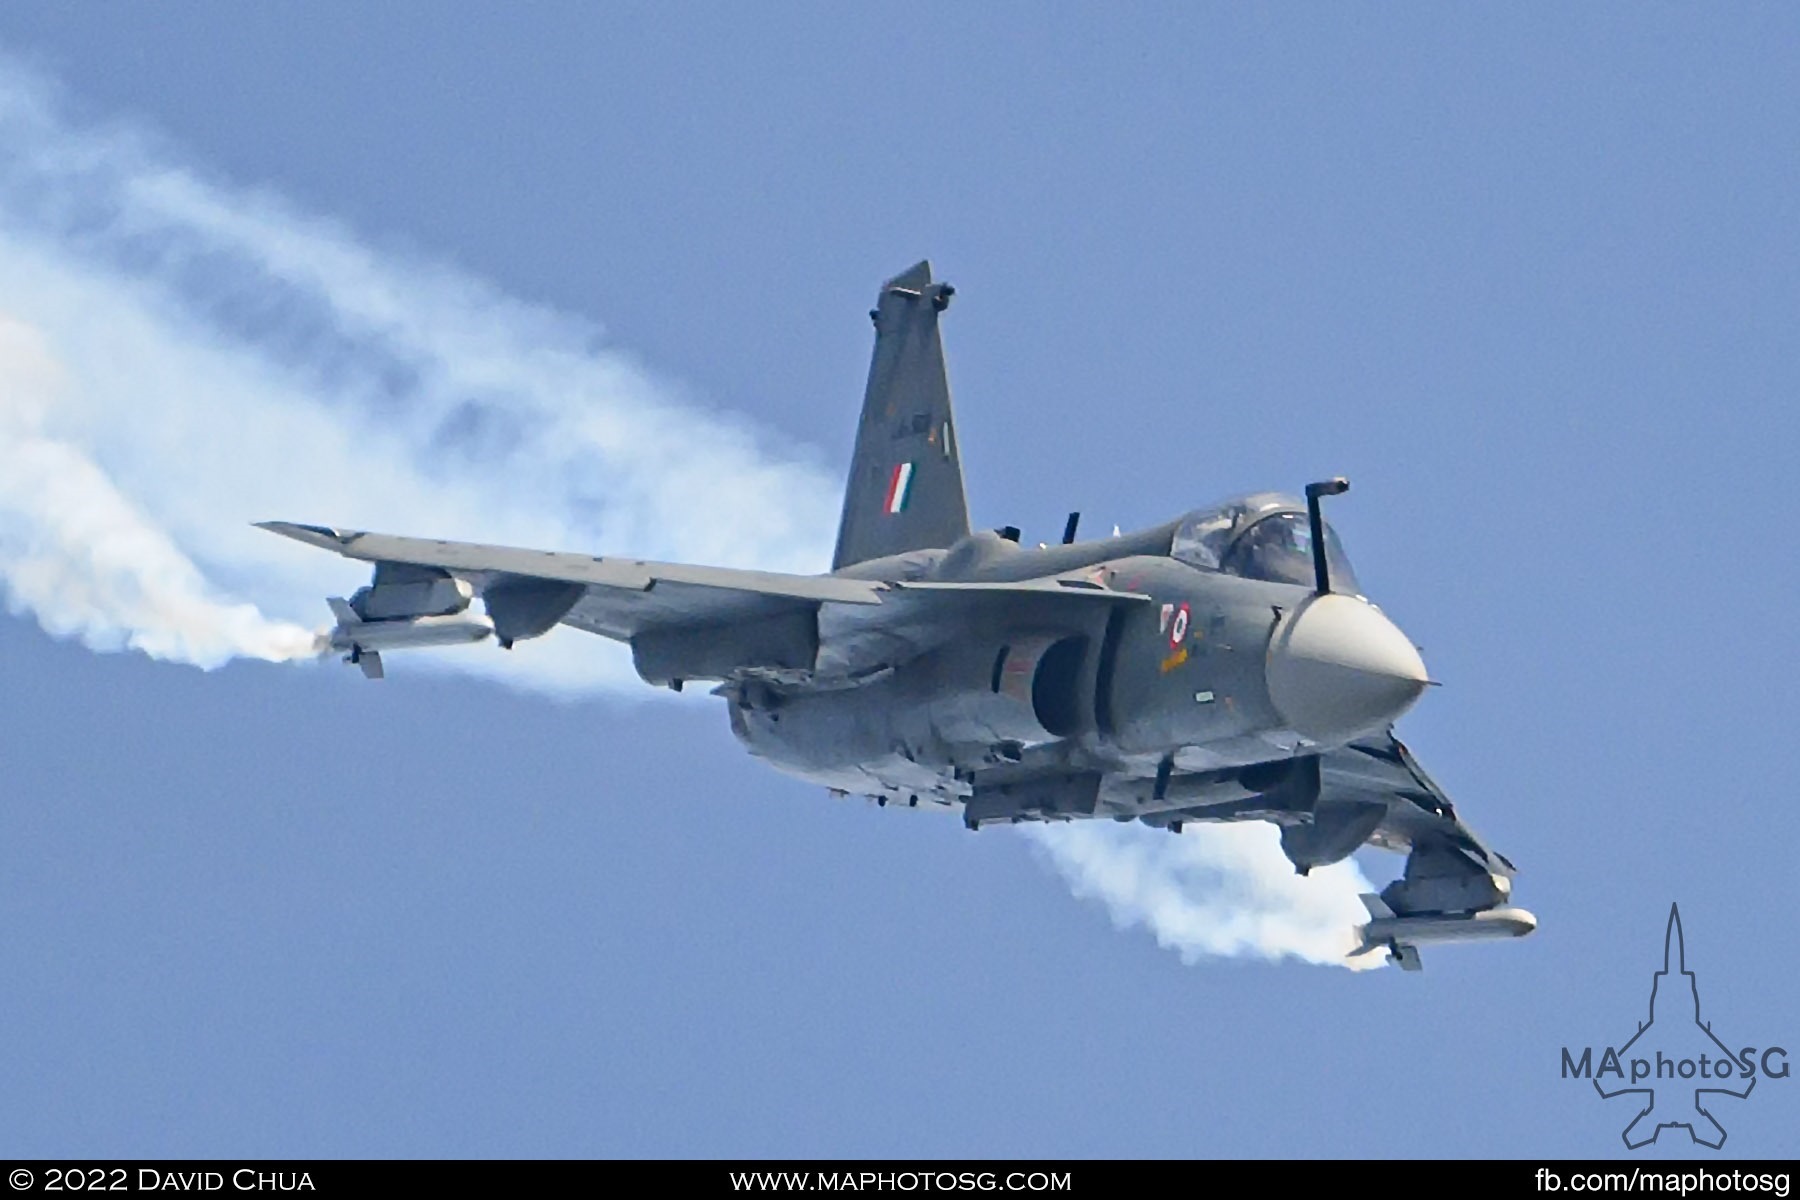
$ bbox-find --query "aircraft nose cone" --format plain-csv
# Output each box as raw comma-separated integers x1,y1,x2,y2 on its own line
1265,594,1430,743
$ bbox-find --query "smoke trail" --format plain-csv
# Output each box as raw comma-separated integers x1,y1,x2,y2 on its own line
1025,821,1384,970
0,60,838,692
0,316,322,666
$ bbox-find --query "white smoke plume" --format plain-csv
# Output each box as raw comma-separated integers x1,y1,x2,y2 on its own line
0,313,320,666
0,60,1379,968
0,60,837,692
1025,821,1384,970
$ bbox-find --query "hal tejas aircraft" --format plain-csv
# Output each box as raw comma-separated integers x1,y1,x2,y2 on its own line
263,262,1536,969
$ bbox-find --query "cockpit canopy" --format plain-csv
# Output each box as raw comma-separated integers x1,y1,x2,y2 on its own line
1170,492,1361,594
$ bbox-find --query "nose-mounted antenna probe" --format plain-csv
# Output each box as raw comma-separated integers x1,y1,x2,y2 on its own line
1303,477,1349,594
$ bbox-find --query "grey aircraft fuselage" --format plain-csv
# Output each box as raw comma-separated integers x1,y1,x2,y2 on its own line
728,512,1423,824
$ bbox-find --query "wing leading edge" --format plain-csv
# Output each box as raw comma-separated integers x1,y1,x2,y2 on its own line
1321,731,1513,875
257,521,1147,685
257,521,887,640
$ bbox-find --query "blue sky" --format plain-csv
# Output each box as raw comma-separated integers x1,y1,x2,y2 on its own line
0,4,1795,1157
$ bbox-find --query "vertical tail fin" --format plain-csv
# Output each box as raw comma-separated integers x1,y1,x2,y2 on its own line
831,261,972,570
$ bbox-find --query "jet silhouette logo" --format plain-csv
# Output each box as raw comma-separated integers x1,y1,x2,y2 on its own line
1560,904,1790,1149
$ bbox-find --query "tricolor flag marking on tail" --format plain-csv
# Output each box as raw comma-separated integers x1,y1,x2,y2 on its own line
884,462,915,515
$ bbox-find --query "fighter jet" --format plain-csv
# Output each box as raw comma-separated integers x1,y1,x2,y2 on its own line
261,261,1536,970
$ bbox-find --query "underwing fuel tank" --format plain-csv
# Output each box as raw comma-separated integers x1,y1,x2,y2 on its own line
324,574,494,679
1356,894,1537,971
326,611,495,654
